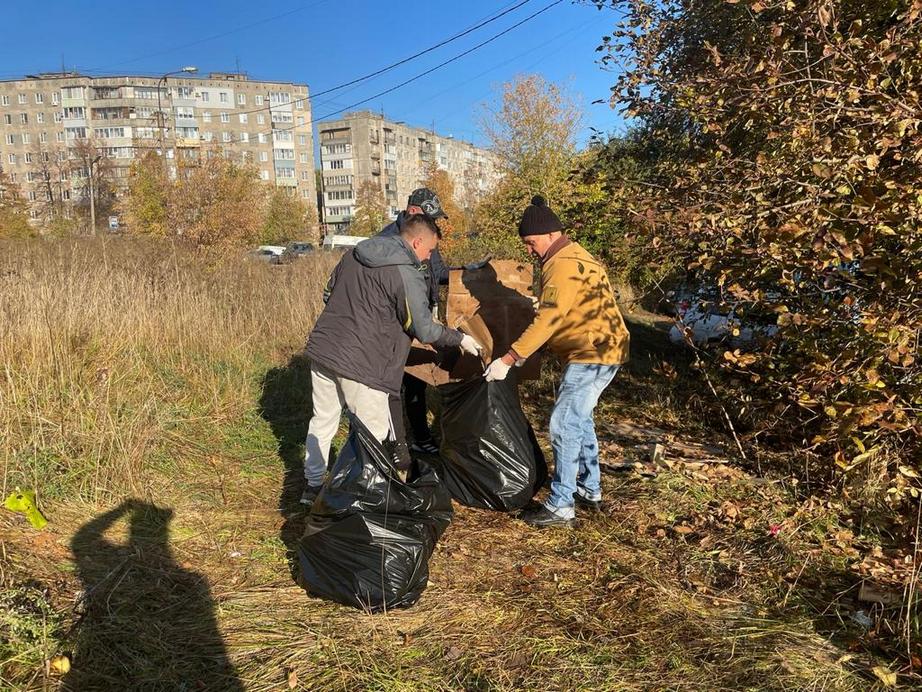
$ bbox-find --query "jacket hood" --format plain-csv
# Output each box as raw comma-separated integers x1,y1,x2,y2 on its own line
353,233,419,269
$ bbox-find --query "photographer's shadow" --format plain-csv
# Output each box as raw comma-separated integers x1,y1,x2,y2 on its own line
66,499,241,690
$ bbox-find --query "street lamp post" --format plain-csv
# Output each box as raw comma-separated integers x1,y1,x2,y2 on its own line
156,66,198,167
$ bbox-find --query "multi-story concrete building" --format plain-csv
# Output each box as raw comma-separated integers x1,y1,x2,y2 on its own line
318,111,501,230
0,71,317,227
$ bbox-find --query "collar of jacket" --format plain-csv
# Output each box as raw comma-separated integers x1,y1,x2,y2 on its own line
541,234,571,265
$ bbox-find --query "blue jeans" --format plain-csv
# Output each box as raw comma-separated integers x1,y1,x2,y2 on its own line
545,364,619,515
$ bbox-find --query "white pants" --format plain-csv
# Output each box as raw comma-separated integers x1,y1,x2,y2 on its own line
304,362,392,486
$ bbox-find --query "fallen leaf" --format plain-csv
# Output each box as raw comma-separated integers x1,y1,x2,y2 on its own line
48,654,71,675
871,665,896,686
446,646,463,661
674,525,694,535
520,564,537,579
399,630,414,646
655,528,667,538
287,668,298,689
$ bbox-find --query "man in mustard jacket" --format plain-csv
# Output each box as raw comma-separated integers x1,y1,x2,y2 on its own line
484,196,630,527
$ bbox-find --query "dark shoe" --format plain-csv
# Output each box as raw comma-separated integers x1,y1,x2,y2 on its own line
518,505,575,528
574,494,602,513
410,438,440,455
300,484,323,506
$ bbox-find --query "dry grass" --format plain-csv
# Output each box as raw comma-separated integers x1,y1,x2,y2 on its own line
0,238,911,690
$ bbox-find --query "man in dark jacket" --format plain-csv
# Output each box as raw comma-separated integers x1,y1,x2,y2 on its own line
377,188,489,454
302,214,481,504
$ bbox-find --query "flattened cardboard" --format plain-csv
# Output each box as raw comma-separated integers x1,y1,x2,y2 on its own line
404,260,542,386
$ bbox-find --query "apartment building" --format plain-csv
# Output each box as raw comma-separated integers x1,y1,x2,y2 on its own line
0,71,317,224
318,111,501,230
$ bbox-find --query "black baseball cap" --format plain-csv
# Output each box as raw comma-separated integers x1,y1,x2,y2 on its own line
407,188,448,220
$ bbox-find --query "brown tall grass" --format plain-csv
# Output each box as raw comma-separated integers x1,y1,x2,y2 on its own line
0,237,336,503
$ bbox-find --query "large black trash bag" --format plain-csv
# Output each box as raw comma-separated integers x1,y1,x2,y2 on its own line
297,415,452,612
437,373,547,511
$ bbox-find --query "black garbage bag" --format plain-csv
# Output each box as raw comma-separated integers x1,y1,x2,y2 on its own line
437,373,547,511
297,415,452,612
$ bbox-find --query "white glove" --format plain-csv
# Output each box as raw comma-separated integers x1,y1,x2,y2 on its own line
529,296,540,311
459,334,483,356
484,358,511,382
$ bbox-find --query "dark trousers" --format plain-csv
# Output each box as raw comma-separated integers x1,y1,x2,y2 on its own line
402,372,432,441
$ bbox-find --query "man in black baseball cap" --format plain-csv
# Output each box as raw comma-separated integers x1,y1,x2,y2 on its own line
376,188,451,458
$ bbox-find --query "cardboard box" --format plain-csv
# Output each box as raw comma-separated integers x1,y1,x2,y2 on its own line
405,259,542,386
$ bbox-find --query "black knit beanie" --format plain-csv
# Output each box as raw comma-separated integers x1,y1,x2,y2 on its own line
518,195,563,237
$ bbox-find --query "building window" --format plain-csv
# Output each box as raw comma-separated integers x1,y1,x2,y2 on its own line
63,106,85,119
20,113,28,124
294,96,304,111
65,127,87,140
54,111,63,123
300,170,310,181
203,132,213,142
39,132,47,143
271,111,293,124
237,93,246,105
260,170,269,180
56,132,65,142
7,153,16,164
298,135,307,145
62,87,85,100
201,92,209,102
25,153,33,164
176,86,194,99
275,166,295,179
299,152,308,163
93,127,125,138
1,95,8,106
255,95,264,106
220,112,229,123
219,92,228,103
256,114,265,125
22,133,30,144
18,94,26,104
301,189,311,198
202,111,211,123
259,151,268,162
274,130,292,142
62,189,70,200
5,134,13,145
258,133,267,144
51,92,59,105
29,209,39,219
269,91,291,105
239,113,247,124
36,112,44,124
222,131,231,142
240,132,249,143
175,106,195,118
273,148,295,160
297,116,305,126
327,159,344,170
3,114,9,125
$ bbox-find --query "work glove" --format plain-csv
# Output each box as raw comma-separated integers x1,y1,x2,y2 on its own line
484,358,512,382
459,334,484,357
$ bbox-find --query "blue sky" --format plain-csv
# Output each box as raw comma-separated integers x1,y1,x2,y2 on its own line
1,0,626,148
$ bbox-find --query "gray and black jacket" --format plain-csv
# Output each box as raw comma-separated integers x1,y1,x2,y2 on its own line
378,211,449,309
306,233,462,396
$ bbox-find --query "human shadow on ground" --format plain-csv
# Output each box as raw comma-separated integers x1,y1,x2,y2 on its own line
65,499,241,690
257,351,314,581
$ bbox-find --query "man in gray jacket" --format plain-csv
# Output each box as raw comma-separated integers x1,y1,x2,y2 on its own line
301,214,481,504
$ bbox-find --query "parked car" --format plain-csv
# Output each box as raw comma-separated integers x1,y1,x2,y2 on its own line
248,247,283,265
322,234,367,251
284,241,315,261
